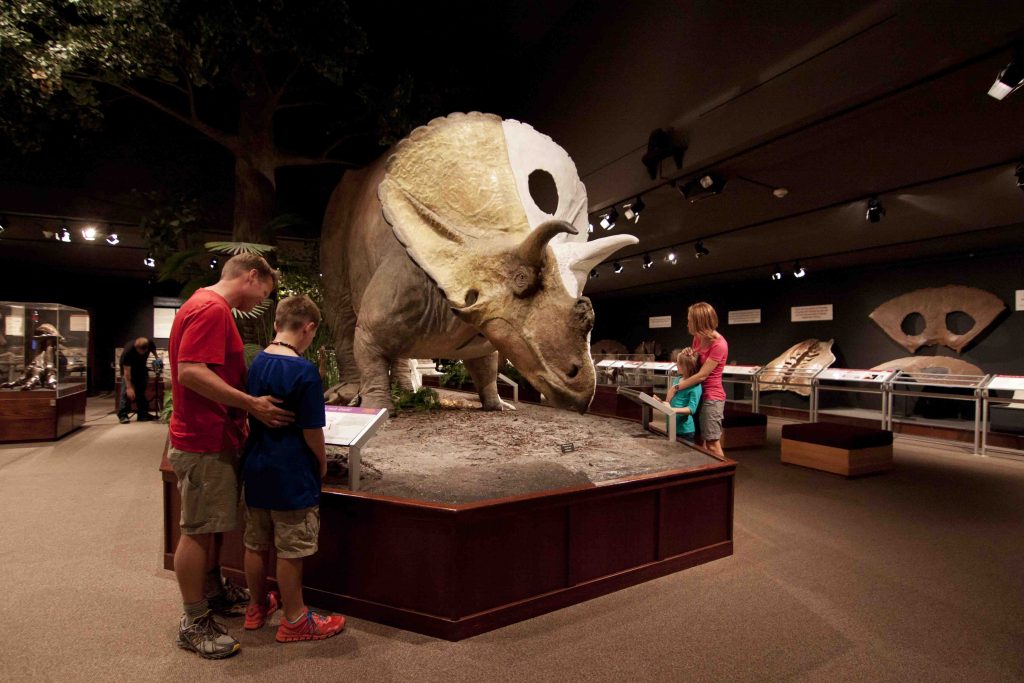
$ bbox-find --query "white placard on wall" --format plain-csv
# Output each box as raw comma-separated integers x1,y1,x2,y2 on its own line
153,307,178,338
649,315,672,329
791,304,833,322
69,314,90,332
4,306,24,337
1016,290,1023,312
728,309,761,325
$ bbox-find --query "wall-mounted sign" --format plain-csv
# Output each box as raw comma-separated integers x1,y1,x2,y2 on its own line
5,306,24,337
69,314,90,332
649,315,672,329
1016,289,1023,312
791,304,833,322
728,309,761,325
153,307,178,338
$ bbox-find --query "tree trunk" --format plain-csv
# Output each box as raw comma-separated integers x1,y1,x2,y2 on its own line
232,95,279,242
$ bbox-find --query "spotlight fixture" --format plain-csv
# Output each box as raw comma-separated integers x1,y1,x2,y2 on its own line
0,214,6,234
678,173,727,202
56,226,71,243
599,207,618,230
589,268,599,279
793,261,806,278
770,265,783,281
613,261,624,274
642,253,653,269
143,255,156,268
105,233,120,245
1016,162,1024,192
588,222,594,234
209,256,220,270
988,46,1023,100
666,251,677,264
772,187,789,198
81,226,98,241
641,128,686,179
694,241,710,259
865,197,885,223
622,196,645,223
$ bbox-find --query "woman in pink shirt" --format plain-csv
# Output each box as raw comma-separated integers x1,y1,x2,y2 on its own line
672,302,728,456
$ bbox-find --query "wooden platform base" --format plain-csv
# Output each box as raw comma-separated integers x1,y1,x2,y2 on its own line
721,425,766,450
162,441,735,640
781,438,893,477
0,390,86,442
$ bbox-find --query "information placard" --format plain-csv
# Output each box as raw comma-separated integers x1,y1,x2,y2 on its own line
649,315,672,329
817,368,890,383
987,375,1024,391
640,361,677,371
728,309,761,325
791,304,833,322
595,359,616,367
153,307,177,338
5,306,24,337
1017,290,1024,312
69,314,90,332
324,406,387,447
723,365,760,376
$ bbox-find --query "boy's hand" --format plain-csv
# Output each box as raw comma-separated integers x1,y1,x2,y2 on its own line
249,395,295,428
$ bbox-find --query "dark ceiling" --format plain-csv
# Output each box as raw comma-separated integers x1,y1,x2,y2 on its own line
517,1,1024,298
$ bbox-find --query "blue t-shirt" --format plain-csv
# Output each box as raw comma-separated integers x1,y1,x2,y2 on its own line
667,378,702,436
242,351,326,510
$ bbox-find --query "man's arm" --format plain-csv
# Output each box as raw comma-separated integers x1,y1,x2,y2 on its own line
177,361,294,428
123,363,135,400
303,428,327,479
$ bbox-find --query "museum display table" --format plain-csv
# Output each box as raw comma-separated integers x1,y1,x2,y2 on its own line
0,386,87,442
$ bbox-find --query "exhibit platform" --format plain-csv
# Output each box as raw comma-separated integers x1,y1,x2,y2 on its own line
161,427,735,640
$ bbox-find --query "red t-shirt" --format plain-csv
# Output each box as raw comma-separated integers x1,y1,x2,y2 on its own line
692,333,729,402
169,289,248,453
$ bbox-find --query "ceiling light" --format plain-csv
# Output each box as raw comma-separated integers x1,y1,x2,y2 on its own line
0,215,7,234
678,173,727,202
209,256,219,270
666,251,677,264
772,187,789,198
793,261,806,278
57,226,71,242
865,197,885,223
771,265,783,281
694,241,710,259
642,253,653,269
81,226,98,241
988,48,1023,100
1015,162,1024,191
588,222,594,234
143,255,156,268
599,207,618,230
589,268,598,279
623,196,645,223
613,261,624,274
106,234,120,245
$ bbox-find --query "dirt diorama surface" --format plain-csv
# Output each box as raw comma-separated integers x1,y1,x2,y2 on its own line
324,389,717,505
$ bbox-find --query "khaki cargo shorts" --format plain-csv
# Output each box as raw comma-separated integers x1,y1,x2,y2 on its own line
168,448,241,535
699,400,725,442
243,506,320,559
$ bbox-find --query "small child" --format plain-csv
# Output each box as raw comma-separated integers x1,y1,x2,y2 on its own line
663,349,702,441
241,295,345,643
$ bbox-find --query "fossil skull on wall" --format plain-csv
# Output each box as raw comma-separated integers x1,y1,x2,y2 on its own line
869,285,1004,354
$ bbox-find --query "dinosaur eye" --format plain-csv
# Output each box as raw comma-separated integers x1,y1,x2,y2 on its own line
464,289,479,306
528,169,558,215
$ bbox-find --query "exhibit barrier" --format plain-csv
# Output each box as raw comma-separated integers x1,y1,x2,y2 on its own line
497,372,519,404
722,365,760,412
980,375,1024,458
884,371,990,454
753,366,822,417
811,368,897,429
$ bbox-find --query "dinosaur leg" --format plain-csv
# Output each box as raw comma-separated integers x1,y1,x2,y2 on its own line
353,324,394,413
390,358,416,392
464,352,514,411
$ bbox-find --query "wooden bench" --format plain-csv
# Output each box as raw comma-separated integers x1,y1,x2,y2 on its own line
780,422,893,477
690,408,768,450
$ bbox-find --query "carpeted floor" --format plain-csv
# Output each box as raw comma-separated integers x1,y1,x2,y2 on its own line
1,397,1023,682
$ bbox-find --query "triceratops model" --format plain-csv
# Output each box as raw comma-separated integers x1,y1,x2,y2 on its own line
320,112,637,413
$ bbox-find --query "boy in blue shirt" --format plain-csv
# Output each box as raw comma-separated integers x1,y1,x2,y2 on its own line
662,350,702,441
241,295,345,643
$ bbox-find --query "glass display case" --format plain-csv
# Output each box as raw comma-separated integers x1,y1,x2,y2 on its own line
0,302,89,441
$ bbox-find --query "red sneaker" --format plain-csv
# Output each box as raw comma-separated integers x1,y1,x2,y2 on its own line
244,591,280,630
276,609,346,642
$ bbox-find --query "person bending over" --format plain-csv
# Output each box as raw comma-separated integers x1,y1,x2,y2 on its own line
662,349,702,442
241,295,346,643
118,336,155,423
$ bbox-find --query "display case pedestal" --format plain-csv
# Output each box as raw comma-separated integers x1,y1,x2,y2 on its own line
0,390,86,442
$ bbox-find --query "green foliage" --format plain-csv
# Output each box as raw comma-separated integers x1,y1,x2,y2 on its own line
390,385,440,413
159,387,173,423
243,343,263,367
438,359,469,388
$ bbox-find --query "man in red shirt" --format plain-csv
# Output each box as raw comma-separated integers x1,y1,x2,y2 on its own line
168,253,294,659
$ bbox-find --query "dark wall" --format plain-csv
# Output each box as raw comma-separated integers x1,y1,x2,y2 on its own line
0,261,179,393
591,249,1024,378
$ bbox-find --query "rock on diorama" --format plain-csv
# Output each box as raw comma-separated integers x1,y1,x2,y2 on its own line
320,112,637,413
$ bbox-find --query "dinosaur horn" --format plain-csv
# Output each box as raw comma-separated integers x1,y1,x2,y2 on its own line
516,220,577,266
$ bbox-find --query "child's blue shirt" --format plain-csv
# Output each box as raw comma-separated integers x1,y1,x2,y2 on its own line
668,378,702,436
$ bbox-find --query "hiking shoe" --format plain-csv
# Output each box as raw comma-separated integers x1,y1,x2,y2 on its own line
118,416,130,424
176,611,240,660
244,591,280,630
276,610,346,643
207,576,251,617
